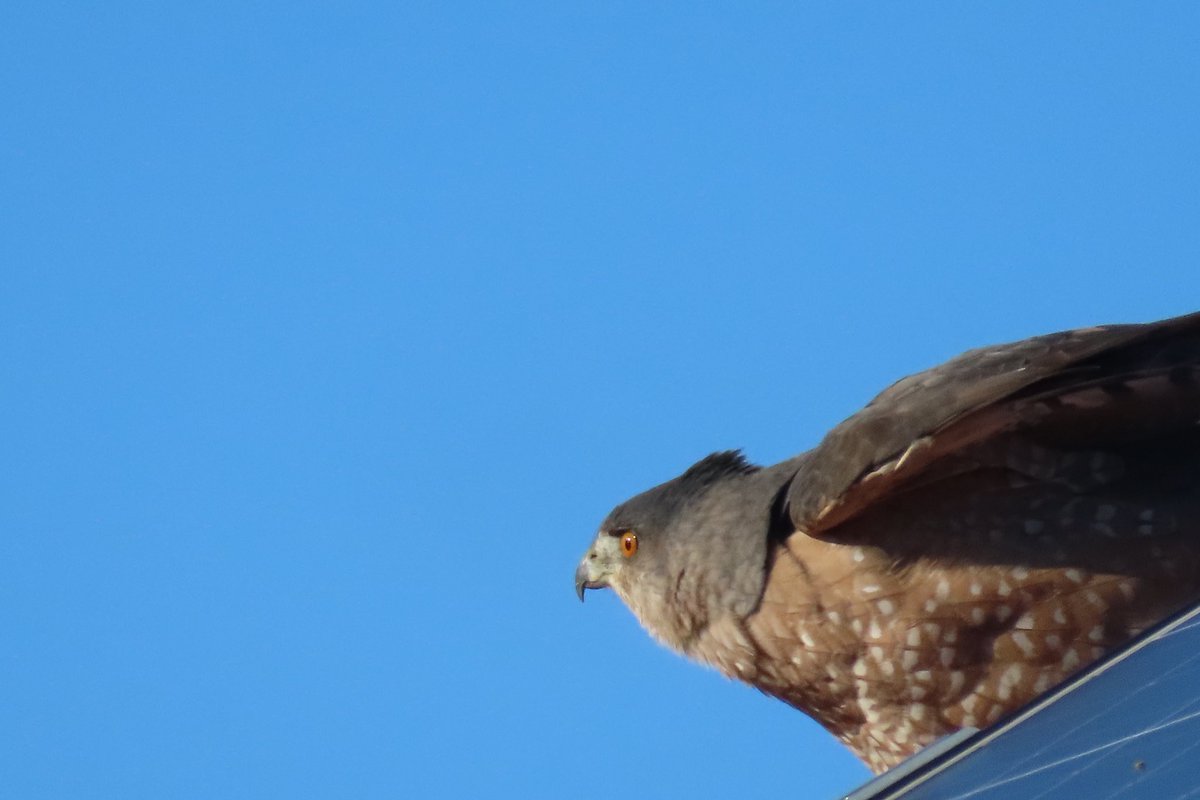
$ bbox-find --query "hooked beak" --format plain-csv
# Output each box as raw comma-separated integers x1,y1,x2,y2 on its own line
574,554,608,602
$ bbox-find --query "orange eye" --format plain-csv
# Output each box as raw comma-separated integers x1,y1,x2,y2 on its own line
620,531,638,557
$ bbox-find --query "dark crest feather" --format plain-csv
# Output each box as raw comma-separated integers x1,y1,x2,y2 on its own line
679,450,759,488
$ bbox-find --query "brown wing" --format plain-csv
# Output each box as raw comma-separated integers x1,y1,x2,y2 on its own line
787,311,1200,536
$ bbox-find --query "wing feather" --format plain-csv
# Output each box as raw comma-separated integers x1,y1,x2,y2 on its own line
788,311,1200,536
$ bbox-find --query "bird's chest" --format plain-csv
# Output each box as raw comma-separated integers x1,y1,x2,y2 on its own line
736,536,1197,773
735,546,965,765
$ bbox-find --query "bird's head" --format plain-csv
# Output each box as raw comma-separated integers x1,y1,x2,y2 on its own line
574,451,773,650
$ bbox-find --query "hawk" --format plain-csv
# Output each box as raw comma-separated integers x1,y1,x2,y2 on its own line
575,312,1200,774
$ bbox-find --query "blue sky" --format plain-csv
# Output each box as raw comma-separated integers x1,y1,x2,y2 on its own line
2,4,1198,798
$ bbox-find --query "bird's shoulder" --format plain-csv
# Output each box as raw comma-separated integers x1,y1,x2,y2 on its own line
785,311,1200,536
